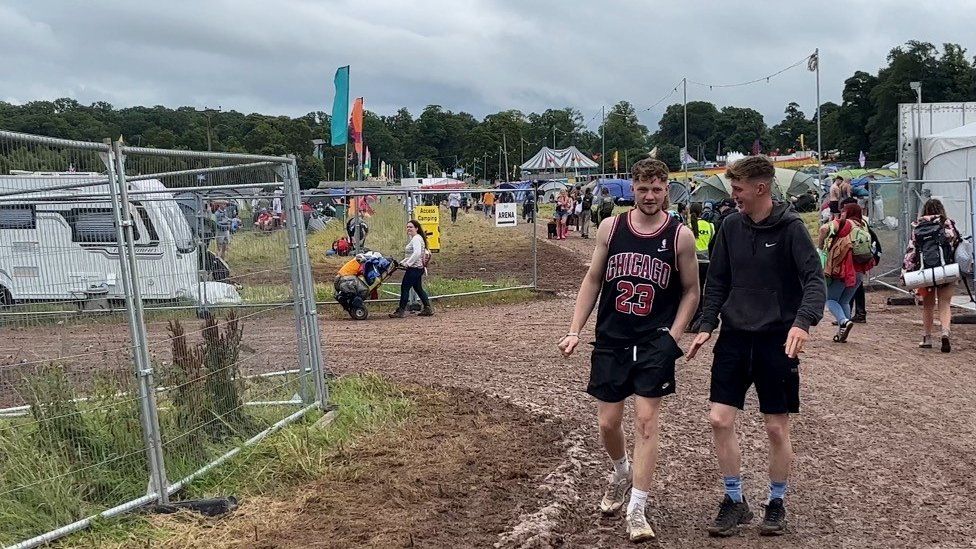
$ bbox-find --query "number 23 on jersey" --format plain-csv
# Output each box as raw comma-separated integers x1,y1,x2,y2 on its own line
614,280,655,316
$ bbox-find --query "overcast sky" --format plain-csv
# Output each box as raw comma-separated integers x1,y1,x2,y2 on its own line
2,0,975,131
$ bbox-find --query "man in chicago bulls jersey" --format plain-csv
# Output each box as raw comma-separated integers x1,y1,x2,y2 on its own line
558,159,700,542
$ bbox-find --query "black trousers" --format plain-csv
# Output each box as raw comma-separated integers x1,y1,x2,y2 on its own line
450,206,459,223
398,267,430,310
850,283,866,315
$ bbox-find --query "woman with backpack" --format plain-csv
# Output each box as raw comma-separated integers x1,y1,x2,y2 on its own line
819,202,875,342
554,189,572,240
389,219,433,318
902,199,961,352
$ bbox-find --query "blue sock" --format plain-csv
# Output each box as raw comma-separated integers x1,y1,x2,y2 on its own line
769,480,788,501
723,476,743,503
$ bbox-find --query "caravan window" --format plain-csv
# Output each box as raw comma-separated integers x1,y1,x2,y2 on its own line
0,205,36,229
68,209,139,243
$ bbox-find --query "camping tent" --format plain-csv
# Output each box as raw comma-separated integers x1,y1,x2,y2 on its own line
831,168,898,181
594,179,634,204
498,181,533,202
920,122,976,237
692,168,819,202
539,180,568,202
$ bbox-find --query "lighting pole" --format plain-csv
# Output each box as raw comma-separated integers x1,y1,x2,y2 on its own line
601,105,606,176
910,81,922,180
682,78,688,182
199,106,222,152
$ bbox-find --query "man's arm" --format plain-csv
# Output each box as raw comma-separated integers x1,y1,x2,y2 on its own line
789,221,826,333
669,224,700,342
687,221,731,359
558,217,614,357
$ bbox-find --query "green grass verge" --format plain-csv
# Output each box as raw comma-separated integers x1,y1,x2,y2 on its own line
6,374,410,548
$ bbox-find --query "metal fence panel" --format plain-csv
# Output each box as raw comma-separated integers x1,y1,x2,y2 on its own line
0,130,326,548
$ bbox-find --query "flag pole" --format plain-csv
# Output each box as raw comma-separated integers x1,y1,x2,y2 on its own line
682,77,688,182
813,49,823,192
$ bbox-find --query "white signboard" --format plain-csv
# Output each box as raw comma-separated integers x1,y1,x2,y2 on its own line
495,202,518,227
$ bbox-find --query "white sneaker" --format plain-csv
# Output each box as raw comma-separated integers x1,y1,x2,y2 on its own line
626,507,656,542
599,472,632,515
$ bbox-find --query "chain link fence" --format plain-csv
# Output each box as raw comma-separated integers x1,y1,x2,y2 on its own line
0,129,326,548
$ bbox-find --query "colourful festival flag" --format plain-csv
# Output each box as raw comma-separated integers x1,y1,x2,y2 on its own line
351,97,364,157
330,66,349,146
364,146,372,174
613,150,619,171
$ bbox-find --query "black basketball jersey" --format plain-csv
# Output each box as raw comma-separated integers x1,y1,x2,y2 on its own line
595,211,683,347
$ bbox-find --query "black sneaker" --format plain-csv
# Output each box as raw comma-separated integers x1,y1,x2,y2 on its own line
707,495,753,537
759,498,787,536
851,312,867,323
941,335,951,353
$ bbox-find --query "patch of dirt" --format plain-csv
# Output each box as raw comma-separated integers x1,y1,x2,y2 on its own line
146,386,568,549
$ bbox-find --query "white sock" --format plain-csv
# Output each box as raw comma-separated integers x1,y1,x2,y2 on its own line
612,455,630,478
627,488,648,515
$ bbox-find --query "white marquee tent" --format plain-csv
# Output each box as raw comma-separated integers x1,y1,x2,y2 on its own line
920,122,976,237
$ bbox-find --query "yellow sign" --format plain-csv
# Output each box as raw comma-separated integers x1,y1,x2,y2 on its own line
414,205,441,251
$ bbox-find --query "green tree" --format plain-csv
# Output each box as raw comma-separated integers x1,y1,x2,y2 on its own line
712,106,768,155
769,102,814,153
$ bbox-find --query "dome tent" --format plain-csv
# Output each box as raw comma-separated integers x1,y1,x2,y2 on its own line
691,168,818,202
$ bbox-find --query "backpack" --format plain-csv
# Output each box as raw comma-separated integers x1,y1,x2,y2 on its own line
823,221,853,279
332,237,352,256
912,218,953,269
599,197,614,217
955,236,974,276
850,222,873,265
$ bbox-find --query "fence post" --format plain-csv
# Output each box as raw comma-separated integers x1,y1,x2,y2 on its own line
107,140,170,503
287,158,328,407
278,166,312,404
971,177,976,291
532,182,538,288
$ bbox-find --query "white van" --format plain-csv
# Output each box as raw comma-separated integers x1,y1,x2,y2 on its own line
0,173,240,307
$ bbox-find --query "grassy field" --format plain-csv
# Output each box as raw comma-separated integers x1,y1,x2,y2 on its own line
0,372,411,548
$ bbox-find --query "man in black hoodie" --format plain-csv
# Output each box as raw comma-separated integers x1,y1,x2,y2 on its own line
687,156,825,538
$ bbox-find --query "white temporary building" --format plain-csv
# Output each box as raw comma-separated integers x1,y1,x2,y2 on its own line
920,122,976,237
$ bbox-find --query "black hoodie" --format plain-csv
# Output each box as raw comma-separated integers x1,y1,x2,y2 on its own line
699,202,825,334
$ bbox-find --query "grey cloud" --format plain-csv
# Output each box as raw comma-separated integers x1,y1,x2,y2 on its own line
1,0,975,130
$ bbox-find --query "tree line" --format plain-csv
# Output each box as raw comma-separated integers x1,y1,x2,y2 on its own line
1,40,973,187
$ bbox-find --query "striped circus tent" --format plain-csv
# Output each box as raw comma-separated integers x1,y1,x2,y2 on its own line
521,146,598,170
556,146,599,169
520,147,561,170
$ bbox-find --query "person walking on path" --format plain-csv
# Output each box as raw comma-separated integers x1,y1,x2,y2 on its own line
580,187,594,238
482,191,495,219
555,189,572,240
903,198,961,352
687,156,825,538
448,191,461,224
389,220,433,318
818,202,874,342
559,159,700,542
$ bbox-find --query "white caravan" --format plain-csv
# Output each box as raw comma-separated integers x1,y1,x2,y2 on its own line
0,173,240,307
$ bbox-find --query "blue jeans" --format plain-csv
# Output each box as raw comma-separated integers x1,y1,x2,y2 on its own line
398,267,430,310
826,275,861,325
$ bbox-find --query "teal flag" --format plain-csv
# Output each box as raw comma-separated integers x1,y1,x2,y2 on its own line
330,66,350,146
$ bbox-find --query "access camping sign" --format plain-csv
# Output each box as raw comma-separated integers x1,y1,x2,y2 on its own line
495,202,517,227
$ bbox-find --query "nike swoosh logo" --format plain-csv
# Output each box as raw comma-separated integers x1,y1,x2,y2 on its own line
765,242,777,248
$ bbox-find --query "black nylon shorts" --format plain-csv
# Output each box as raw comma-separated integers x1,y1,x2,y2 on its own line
587,329,684,403
709,329,800,414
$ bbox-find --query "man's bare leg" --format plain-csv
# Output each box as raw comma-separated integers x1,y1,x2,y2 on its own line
760,413,792,535
764,413,793,485
631,396,661,495
625,396,661,541
709,402,741,477
597,401,631,515
707,402,753,537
